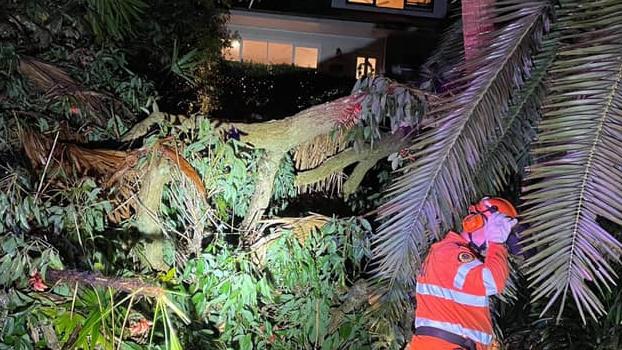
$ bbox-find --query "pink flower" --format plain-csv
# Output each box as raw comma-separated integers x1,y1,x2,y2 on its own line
28,271,48,292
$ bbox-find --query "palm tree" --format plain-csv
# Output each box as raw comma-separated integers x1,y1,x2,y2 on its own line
371,0,622,335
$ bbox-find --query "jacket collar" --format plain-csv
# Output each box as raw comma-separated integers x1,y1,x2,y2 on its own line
445,231,468,244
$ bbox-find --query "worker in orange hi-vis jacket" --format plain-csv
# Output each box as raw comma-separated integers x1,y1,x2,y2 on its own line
409,197,520,350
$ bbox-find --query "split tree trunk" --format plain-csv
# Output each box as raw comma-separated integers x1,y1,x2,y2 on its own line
135,157,172,271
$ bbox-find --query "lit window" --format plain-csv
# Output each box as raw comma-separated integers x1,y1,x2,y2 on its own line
222,40,240,61
243,40,268,64
222,39,317,68
356,57,377,79
294,47,318,68
377,0,404,9
268,42,293,65
347,0,432,8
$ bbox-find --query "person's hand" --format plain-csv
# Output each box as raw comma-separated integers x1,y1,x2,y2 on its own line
484,212,518,244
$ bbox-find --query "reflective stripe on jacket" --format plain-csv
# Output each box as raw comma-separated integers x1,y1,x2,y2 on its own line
414,231,509,350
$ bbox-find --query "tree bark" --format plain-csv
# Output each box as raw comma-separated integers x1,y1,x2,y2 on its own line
226,96,357,230
46,269,166,298
135,158,172,271
220,95,355,152
241,150,285,230
462,0,495,61
295,131,409,195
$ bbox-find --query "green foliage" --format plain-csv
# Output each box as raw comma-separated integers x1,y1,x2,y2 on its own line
0,166,40,234
0,290,48,350
0,44,26,104
0,234,63,349
182,217,375,349
78,48,155,113
0,233,63,287
178,116,258,221
269,155,297,215
0,166,111,249
0,3,407,350
46,178,112,245
351,76,426,141
170,40,202,85
84,0,148,42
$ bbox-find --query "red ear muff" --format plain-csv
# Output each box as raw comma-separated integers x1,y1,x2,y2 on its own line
462,213,486,233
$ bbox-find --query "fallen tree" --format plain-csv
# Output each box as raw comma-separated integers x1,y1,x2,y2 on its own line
17,58,431,268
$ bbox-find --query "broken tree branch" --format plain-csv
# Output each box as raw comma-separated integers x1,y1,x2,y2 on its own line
295,131,409,195
220,95,357,152
46,269,166,298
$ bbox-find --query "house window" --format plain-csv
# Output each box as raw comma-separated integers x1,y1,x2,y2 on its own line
347,0,432,8
242,40,269,64
377,0,404,9
294,47,319,69
223,39,318,68
268,42,293,65
356,57,376,79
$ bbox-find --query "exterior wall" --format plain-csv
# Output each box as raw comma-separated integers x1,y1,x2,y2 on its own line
227,10,391,77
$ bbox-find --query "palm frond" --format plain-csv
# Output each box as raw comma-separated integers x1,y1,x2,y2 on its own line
418,18,464,93
85,0,147,42
17,57,133,127
474,33,558,196
372,0,550,291
521,0,622,322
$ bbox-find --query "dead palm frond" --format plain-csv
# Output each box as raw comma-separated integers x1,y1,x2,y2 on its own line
521,0,622,322
20,130,206,223
18,57,133,127
251,213,331,264
371,0,550,301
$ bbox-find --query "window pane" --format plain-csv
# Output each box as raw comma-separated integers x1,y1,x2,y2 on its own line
222,40,240,61
268,42,293,65
294,47,318,68
376,0,404,9
243,40,268,64
348,0,373,3
406,0,431,5
356,57,377,79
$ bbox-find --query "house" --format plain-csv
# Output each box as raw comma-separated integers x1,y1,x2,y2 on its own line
222,0,448,80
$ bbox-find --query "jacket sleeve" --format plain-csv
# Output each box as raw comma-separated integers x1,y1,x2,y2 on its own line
457,243,510,296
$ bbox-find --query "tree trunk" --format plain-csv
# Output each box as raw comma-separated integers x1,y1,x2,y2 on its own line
241,150,285,230
135,158,173,271
462,0,495,61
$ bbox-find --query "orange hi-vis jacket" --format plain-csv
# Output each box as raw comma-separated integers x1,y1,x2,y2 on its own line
409,231,510,350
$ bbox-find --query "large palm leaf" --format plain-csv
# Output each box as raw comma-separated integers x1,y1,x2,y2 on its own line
521,0,622,322
418,18,464,93
371,0,550,291
474,34,558,196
